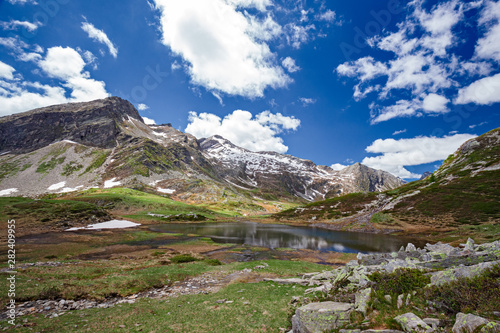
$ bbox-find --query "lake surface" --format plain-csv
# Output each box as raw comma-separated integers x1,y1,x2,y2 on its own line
151,222,425,254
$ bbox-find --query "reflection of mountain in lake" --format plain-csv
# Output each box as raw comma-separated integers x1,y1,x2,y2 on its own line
151,222,422,253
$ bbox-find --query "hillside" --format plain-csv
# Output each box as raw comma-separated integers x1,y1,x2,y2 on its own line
274,128,500,243
0,97,403,215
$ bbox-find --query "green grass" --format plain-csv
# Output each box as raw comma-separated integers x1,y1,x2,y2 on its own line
1,281,309,332
36,156,66,174
62,161,84,176
82,151,110,174
69,188,222,220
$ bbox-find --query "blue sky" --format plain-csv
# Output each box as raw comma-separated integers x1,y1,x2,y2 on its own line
0,0,499,179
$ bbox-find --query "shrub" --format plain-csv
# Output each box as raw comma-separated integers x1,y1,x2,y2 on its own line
369,268,430,298
423,264,500,314
204,258,222,266
170,254,198,264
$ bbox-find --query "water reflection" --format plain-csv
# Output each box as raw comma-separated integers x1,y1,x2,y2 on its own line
151,222,424,253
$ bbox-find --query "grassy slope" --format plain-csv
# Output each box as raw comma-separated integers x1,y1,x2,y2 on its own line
272,128,500,243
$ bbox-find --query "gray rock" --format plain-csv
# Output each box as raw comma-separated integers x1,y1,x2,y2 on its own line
430,260,500,286
452,313,490,333
406,243,417,252
384,295,392,304
340,330,361,333
264,278,311,286
464,238,475,252
355,288,371,316
394,312,433,332
422,318,441,330
397,294,404,309
292,302,353,333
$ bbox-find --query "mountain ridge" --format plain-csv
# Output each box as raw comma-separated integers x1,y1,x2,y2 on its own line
0,97,405,211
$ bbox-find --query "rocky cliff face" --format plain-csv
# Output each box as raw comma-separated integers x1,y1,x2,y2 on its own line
0,97,141,154
200,136,405,200
0,97,405,204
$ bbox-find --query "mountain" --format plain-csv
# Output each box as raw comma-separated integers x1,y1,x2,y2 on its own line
0,97,404,211
274,128,500,242
199,136,404,201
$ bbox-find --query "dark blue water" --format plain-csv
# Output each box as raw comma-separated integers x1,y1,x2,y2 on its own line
150,222,424,253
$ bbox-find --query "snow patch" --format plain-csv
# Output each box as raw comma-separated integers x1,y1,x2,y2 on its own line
66,220,141,231
48,182,66,191
157,188,175,194
62,140,78,144
104,178,121,188
59,185,84,193
0,188,18,196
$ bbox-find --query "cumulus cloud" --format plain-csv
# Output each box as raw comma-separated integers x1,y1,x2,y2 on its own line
0,46,109,116
455,72,500,105
81,22,118,58
185,110,300,153
362,133,477,178
282,57,300,73
142,117,156,125
299,97,316,106
137,103,149,111
330,163,347,171
475,0,500,63
336,0,500,123
0,20,39,32
0,61,15,80
153,0,291,98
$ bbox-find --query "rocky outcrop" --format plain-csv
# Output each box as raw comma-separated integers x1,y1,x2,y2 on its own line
292,302,353,333
338,163,405,193
282,239,500,332
0,97,142,154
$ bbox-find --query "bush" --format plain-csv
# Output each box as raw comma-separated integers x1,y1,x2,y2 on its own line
170,254,198,264
369,268,430,298
204,259,222,266
423,264,500,314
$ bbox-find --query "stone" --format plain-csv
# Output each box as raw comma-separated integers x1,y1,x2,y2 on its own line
292,302,353,333
452,313,490,333
397,294,404,309
430,260,500,286
422,318,440,330
310,271,337,281
384,295,392,304
464,238,475,252
264,278,311,286
406,243,417,252
339,330,361,333
394,312,433,333
355,288,371,316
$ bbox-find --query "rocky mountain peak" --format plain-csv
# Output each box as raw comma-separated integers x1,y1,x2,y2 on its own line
0,97,142,154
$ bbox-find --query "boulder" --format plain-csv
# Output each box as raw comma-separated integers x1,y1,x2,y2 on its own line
292,302,353,333
422,319,440,330
452,313,490,333
430,260,500,286
394,313,433,332
355,288,372,316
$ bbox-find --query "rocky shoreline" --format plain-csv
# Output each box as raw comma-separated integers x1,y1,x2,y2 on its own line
267,239,500,332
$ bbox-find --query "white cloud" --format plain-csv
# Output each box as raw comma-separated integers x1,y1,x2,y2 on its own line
185,109,300,153
336,0,484,123
153,0,291,98
0,20,39,32
6,0,37,4
285,23,316,49
469,121,487,129
475,0,500,63
299,97,316,106
282,57,300,73
317,9,337,23
0,61,15,80
0,46,109,116
422,93,449,112
393,129,407,136
330,163,347,171
137,103,149,111
142,117,156,125
81,22,118,58
455,72,500,105
362,133,477,179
